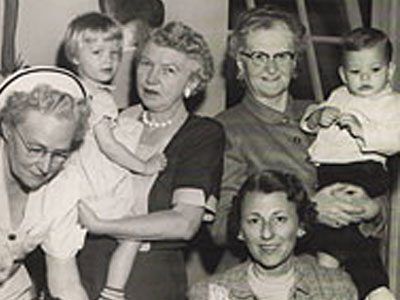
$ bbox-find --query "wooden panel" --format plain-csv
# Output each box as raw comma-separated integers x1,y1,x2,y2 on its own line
295,0,324,101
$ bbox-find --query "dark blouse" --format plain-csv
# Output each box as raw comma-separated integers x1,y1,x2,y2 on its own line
149,114,225,249
78,113,225,300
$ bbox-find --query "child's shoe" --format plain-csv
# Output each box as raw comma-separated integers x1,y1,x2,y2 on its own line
365,287,396,300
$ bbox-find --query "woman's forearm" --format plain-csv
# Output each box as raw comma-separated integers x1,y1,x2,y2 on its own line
97,206,203,241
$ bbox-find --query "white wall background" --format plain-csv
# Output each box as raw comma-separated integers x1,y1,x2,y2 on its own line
9,0,228,117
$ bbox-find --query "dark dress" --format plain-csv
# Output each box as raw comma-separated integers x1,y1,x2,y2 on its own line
78,114,225,300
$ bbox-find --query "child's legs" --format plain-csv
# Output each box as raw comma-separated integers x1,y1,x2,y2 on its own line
316,162,389,298
312,224,362,262
344,237,389,299
106,240,141,290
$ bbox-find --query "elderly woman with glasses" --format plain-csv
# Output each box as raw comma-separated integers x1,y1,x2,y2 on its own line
211,4,386,274
0,67,90,299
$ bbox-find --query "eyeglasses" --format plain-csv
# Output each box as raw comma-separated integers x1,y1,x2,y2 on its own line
14,127,71,164
240,50,296,67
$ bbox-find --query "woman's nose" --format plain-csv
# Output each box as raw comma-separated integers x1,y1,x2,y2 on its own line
263,59,279,75
36,154,53,176
260,221,274,239
146,66,160,84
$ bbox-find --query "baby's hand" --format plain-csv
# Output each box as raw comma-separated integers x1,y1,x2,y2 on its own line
143,153,167,175
337,113,363,139
319,106,341,127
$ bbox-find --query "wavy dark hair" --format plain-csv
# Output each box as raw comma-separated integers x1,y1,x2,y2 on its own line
228,169,317,245
342,27,393,64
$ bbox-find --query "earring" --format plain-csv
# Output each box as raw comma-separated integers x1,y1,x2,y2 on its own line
297,228,306,238
236,69,244,80
183,87,191,99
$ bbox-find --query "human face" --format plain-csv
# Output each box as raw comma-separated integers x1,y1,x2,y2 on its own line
238,23,297,102
4,111,76,190
136,42,199,114
340,44,394,97
76,32,122,84
239,191,300,276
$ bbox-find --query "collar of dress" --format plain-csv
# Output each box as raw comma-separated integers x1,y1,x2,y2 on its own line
222,257,312,299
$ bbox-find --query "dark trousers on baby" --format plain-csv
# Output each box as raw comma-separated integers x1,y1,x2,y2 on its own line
313,161,390,299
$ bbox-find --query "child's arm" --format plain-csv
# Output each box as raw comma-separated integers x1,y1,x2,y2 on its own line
94,117,167,175
99,240,140,300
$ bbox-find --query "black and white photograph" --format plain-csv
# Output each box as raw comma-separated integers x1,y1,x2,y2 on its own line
0,0,399,299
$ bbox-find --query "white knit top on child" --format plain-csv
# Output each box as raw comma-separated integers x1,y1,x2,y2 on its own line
301,85,400,166
78,79,145,219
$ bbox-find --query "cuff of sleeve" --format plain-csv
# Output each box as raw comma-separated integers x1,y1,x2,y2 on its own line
300,104,322,133
41,226,87,259
358,207,387,238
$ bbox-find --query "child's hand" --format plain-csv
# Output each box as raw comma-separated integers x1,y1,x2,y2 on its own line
143,153,167,175
337,113,363,139
319,106,341,127
78,201,106,235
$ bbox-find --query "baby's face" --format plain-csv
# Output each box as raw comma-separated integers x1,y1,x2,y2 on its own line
340,44,393,97
76,31,122,84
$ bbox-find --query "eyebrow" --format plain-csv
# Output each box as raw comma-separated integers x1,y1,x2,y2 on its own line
161,63,181,71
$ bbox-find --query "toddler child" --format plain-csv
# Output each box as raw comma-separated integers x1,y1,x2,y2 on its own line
301,27,399,300
63,12,166,300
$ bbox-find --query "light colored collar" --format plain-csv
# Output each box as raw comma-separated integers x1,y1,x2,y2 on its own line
81,77,116,93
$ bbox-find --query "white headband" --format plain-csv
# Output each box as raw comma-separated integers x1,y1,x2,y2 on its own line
0,66,87,110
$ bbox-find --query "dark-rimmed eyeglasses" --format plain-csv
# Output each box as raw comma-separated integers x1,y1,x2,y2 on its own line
14,126,71,164
240,50,296,67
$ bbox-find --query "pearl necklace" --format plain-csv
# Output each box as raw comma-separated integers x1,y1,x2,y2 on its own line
142,111,173,128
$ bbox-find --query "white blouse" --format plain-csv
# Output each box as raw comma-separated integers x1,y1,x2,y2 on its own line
0,140,86,299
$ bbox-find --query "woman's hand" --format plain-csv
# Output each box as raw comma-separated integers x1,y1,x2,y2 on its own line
312,183,367,228
78,201,107,235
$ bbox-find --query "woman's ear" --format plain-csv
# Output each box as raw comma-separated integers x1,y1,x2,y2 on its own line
1,123,11,142
236,59,245,80
388,61,396,82
71,56,80,66
338,66,348,85
296,227,306,238
237,229,244,241
184,76,200,99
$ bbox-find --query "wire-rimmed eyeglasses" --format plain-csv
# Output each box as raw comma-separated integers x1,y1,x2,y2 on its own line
14,126,71,165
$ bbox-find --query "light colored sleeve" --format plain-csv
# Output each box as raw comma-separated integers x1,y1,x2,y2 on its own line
40,162,86,259
299,103,323,134
89,91,119,127
300,86,348,134
353,110,400,156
